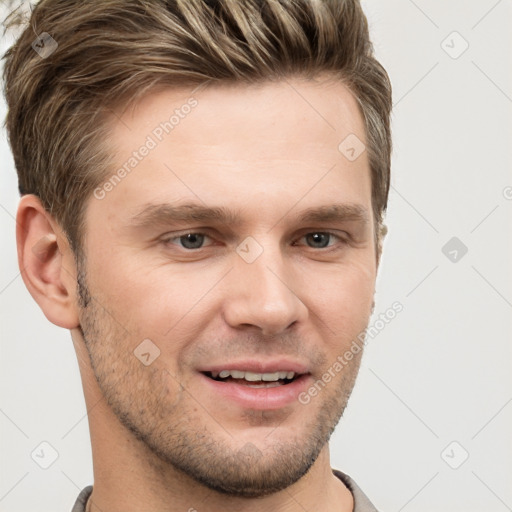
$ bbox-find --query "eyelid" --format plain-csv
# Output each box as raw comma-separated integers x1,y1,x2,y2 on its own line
161,230,214,247
159,229,350,249
294,230,349,247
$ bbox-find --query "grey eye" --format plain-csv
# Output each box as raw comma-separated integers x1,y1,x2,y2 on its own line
305,232,332,248
179,233,206,249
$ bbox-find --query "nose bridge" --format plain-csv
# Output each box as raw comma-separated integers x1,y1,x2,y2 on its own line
223,239,307,335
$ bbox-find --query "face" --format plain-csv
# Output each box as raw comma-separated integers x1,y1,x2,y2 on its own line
78,77,377,497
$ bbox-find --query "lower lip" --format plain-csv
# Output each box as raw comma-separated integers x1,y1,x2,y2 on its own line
200,373,312,410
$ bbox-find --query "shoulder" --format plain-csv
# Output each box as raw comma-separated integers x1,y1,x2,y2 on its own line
332,469,380,512
70,485,93,512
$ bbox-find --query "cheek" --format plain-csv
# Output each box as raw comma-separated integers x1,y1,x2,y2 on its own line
306,261,375,339
82,233,221,384
86,253,225,350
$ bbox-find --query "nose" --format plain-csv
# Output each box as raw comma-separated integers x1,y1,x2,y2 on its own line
222,244,309,336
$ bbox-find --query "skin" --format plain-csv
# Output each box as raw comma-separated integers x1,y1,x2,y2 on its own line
17,76,380,512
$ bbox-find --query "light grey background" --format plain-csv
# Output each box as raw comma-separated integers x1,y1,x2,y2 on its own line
1,1,511,511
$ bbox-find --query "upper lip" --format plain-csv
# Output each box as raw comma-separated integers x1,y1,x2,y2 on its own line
198,359,310,375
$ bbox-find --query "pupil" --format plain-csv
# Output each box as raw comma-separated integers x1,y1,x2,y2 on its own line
307,232,329,248
180,233,204,249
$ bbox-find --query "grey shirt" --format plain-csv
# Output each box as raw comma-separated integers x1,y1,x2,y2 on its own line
71,469,378,511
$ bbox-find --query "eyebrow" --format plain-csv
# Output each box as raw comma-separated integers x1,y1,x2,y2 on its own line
129,203,243,227
128,202,370,229
296,203,369,225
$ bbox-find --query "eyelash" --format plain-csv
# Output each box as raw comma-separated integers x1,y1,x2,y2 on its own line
161,231,349,251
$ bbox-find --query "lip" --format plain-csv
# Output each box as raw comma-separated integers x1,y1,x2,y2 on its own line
197,359,310,375
199,371,313,410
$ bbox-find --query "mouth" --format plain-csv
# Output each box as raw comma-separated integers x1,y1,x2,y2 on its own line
202,370,302,388
199,367,312,410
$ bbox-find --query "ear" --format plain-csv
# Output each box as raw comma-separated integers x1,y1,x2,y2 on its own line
16,194,80,329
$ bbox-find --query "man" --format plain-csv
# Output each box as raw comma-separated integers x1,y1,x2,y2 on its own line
3,0,391,510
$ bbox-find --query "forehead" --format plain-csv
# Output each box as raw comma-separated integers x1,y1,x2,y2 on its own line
117,76,366,153
92,77,371,226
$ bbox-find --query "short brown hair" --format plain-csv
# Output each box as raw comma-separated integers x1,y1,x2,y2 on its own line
3,0,392,255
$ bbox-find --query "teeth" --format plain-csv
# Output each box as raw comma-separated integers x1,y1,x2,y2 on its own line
262,372,280,381
244,371,262,381
247,382,282,388
211,370,297,381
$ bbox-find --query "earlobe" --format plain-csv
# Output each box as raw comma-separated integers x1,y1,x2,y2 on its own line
16,195,80,329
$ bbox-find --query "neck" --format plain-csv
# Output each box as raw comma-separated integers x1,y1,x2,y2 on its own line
86,446,353,512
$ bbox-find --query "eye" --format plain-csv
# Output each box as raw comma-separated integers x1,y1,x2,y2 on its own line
165,232,211,250
300,232,344,249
